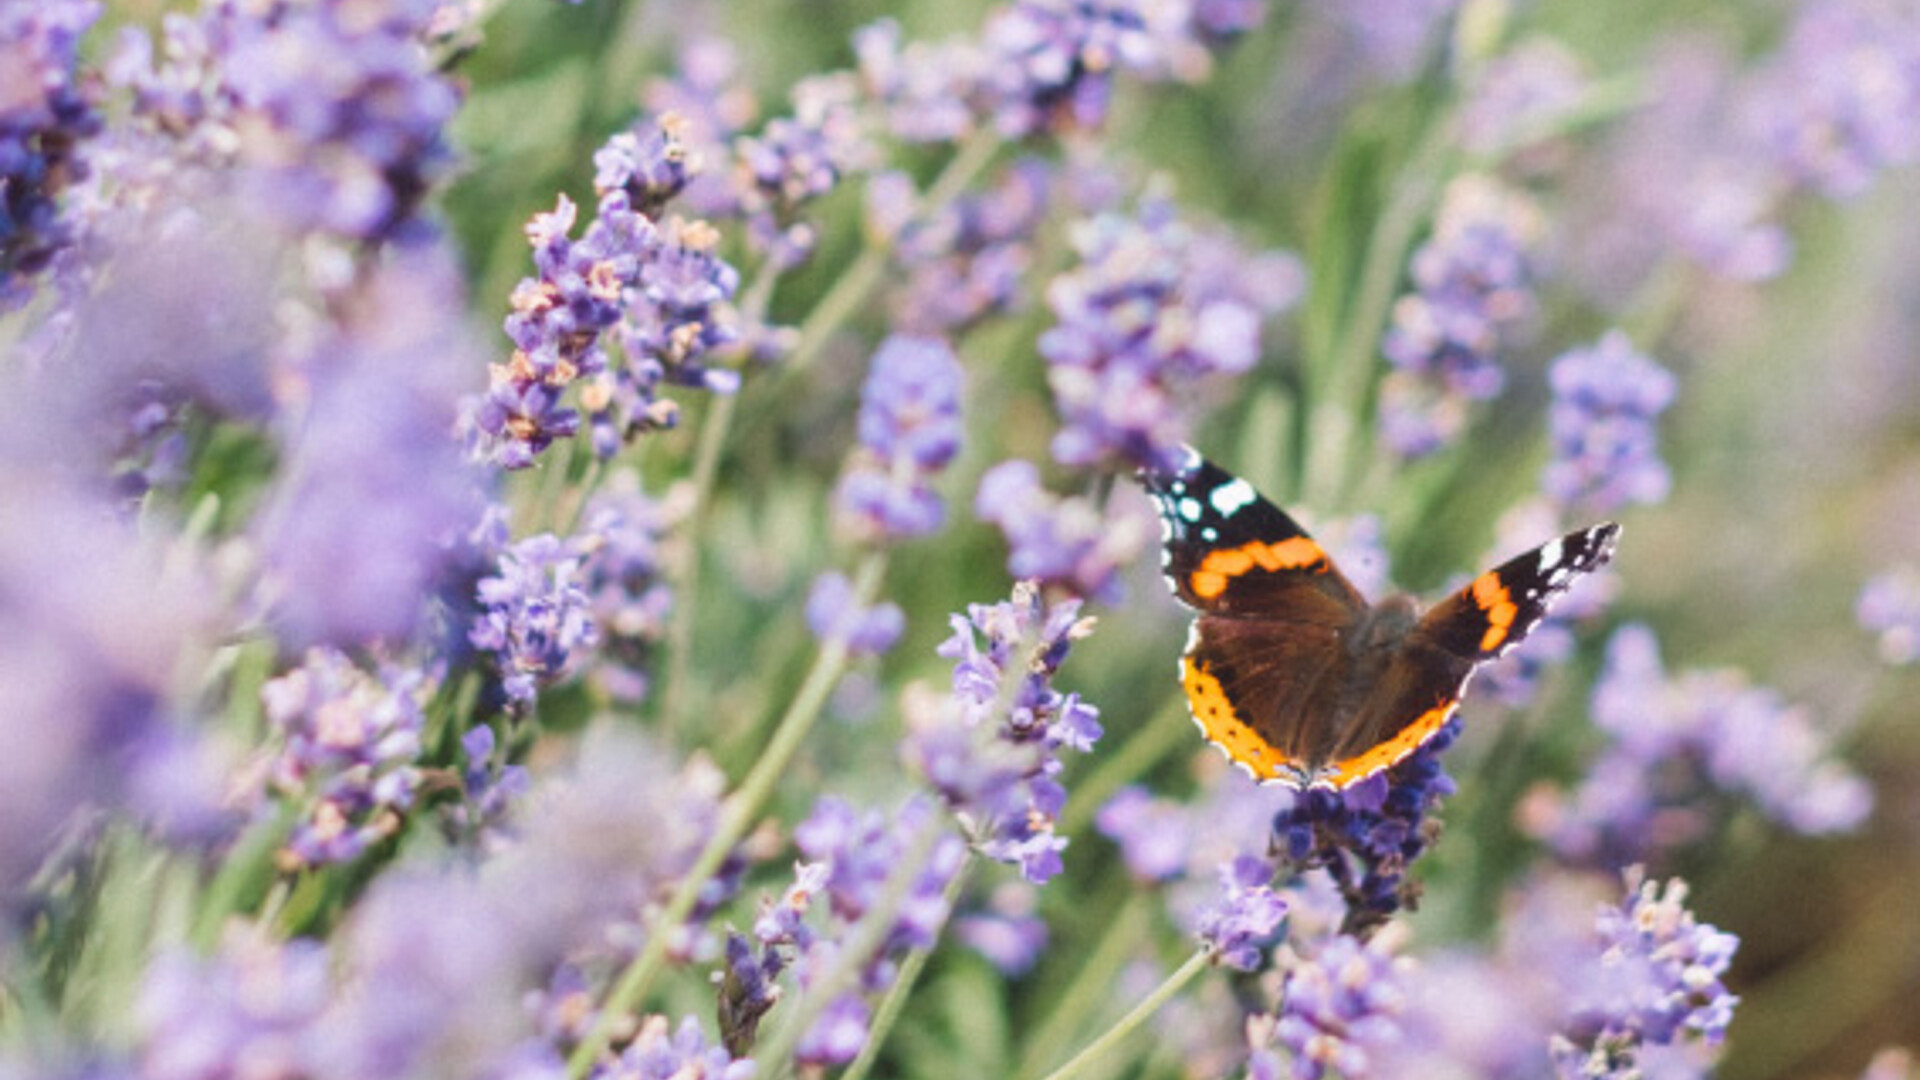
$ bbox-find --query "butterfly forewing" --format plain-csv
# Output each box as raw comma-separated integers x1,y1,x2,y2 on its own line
1141,449,1367,624
1411,523,1621,662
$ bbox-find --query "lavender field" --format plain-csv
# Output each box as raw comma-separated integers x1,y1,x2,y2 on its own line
2,0,1918,1077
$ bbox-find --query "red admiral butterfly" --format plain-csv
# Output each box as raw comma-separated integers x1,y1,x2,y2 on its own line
1144,447,1619,789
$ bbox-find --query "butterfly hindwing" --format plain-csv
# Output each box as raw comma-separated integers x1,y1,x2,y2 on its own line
1182,614,1346,784
1412,523,1621,663
1142,448,1366,624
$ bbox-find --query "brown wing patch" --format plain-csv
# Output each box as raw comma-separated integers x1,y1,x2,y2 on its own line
1317,697,1458,788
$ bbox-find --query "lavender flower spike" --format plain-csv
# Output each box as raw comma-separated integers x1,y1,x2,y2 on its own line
904,582,1102,882
1551,873,1740,1078
1542,331,1678,516
835,335,965,542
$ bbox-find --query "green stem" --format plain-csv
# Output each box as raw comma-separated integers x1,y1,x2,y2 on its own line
565,551,888,1079
755,810,952,1075
1014,892,1152,1078
839,852,975,1080
1031,947,1213,1080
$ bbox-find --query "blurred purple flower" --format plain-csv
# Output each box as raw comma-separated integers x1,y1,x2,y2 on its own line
1753,0,1920,201
1194,855,1287,971
313,728,725,1077
727,73,870,269
0,0,102,310
1522,624,1873,869
1040,200,1303,470
835,335,965,542
1858,564,1920,664
254,247,484,650
0,480,210,896
1304,0,1459,84
137,929,333,1080
904,582,1101,882
973,459,1153,603
953,882,1049,975
1095,785,1193,882
873,159,1052,334
853,19,990,144
1542,331,1677,516
1380,174,1541,458
1254,930,1408,1080
597,1015,753,1080
576,474,683,703
1460,39,1591,159
806,571,906,656
261,648,429,869
1550,874,1739,1077
470,533,601,705
1269,717,1461,939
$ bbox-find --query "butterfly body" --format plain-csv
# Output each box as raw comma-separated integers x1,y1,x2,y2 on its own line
1146,447,1618,789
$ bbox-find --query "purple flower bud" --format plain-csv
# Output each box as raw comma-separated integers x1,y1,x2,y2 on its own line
470,533,601,705
835,335,965,542
1542,331,1677,516
0,0,102,310
1858,565,1920,664
1262,930,1408,1078
973,459,1151,603
806,571,906,656
1195,856,1288,971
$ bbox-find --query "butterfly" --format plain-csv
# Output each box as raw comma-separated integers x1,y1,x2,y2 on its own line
1142,446,1618,789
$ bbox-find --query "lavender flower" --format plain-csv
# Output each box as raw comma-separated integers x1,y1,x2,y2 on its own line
1522,624,1873,869
1039,199,1303,470
470,533,601,705
1858,564,1920,664
873,160,1053,334
744,797,966,1065
1194,855,1287,971
1460,39,1591,159
1754,0,1920,201
0,480,209,895
903,582,1101,882
260,648,429,868
137,930,333,1080
594,113,697,216
1268,717,1461,939
254,247,484,649
443,725,530,853
1095,785,1194,883
806,571,905,656
576,475,683,703
834,335,965,542
231,0,457,241
973,459,1152,603
953,882,1049,975
597,1015,753,1080
1541,331,1678,516
0,0,101,310
852,19,989,144
1380,174,1542,458
727,73,870,269
479,122,742,469
1253,930,1408,1080
1550,874,1739,1078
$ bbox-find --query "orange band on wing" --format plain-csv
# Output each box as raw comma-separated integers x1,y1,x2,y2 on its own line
1189,537,1329,600
1181,655,1293,782
1469,571,1518,652
1318,699,1458,789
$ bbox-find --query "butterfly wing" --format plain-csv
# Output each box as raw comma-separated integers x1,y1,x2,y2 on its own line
1143,447,1371,784
1411,522,1621,662
1182,615,1346,784
1141,446,1368,622
1315,523,1620,789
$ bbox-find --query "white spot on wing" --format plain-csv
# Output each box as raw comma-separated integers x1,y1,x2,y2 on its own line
1209,477,1258,517
1178,496,1203,523
1537,537,1564,573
